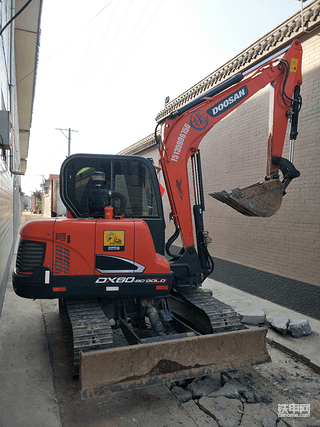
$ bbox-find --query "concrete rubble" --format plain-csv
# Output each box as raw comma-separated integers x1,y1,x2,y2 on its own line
170,385,192,403
266,315,290,334
288,318,312,338
239,307,266,325
168,371,292,427
186,372,221,398
238,307,312,338
266,315,312,337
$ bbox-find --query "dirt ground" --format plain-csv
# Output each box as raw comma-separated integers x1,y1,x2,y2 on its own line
41,300,320,427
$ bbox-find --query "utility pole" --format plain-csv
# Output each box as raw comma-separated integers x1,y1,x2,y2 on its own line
55,127,78,156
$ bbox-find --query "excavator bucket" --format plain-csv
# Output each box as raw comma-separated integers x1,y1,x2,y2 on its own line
210,179,285,217
80,327,270,399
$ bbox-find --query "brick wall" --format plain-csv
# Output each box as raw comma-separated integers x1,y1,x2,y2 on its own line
137,32,320,287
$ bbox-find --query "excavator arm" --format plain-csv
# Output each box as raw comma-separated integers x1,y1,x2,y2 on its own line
158,40,302,252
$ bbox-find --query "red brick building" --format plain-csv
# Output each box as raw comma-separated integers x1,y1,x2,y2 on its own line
119,1,320,307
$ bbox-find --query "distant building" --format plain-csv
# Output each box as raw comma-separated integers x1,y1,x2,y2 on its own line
21,193,31,211
41,175,66,217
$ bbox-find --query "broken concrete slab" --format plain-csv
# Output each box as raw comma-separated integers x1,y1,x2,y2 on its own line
209,382,240,400
288,318,312,338
239,307,266,325
186,373,221,398
267,315,289,334
198,395,243,427
242,389,256,403
182,400,219,427
170,386,192,403
241,402,279,426
209,377,248,400
267,316,312,338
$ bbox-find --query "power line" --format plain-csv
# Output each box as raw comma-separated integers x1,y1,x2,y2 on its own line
55,128,78,157
17,1,114,86
76,0,121,87
0,0,33,36
109,0,165,79
76,0,114,83
99,0,134,67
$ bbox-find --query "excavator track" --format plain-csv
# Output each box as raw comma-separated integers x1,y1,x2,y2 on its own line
58,291,269,399
175,287,244,334
61,289,246,379
59,299,113,375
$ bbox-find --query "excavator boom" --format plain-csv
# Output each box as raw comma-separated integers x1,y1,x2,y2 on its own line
158,40,302,247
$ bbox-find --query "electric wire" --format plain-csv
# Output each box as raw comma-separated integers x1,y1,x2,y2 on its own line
16,1,114,86
108,0,165,79
77,0,114,81
116,0,152,56
98,0,134,70
0,0,33,36
82,0,121,81
89,0,153,79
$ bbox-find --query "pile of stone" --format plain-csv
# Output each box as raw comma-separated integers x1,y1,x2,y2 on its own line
168,371,287,427
238,308,312,338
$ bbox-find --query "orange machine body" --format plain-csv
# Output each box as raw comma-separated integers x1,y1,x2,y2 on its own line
14,217,171,299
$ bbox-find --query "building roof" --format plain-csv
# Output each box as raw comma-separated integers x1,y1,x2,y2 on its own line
119,0,320,156
48,174,59,180
14,0,43,173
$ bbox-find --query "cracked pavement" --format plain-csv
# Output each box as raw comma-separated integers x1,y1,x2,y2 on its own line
41,300,320,427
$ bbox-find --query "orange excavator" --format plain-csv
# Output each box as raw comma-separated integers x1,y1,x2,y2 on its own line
13,40,302,399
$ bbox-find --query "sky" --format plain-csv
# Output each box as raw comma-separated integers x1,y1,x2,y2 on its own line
20,0,313,195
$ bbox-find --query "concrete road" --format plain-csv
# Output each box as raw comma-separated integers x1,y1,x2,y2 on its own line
1,213,319,426
0,283,61,427
41,299,320,427
2,275,320,427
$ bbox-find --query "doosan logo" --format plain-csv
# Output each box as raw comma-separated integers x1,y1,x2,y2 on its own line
207,85,248,117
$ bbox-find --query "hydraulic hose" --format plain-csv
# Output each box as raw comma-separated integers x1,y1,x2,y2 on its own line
165,224,181,259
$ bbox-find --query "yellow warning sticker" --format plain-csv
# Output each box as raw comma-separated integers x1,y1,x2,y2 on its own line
103,231,125,247
290,58,298,72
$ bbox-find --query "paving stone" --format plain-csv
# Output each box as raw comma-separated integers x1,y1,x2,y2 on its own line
198,395,243,427
266,315,289,334
239,308,266,325
187,374,221,398
171,386,192,403
182,400,219,427
288,318,312,338
241,402,278,426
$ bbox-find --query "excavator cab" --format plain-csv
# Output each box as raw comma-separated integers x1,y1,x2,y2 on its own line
60,153,166,255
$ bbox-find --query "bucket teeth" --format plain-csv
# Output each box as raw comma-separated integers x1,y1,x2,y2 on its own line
210,179,285,218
